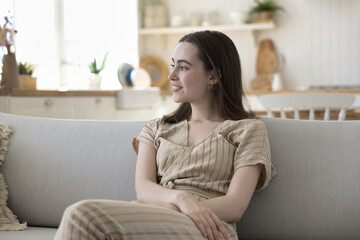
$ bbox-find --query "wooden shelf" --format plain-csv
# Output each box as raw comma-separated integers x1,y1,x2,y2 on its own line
159,89,360,96
139,22,275,35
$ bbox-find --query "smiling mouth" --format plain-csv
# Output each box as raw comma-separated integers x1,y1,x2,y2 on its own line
172,86,183,91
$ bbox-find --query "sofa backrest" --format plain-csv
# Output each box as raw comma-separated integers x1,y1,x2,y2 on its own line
0,113,143,227
1,113,359,239
238,117,360,240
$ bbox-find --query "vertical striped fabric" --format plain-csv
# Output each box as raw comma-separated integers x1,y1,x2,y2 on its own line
132,118,276,193
54,200,238,240
55,118,275,239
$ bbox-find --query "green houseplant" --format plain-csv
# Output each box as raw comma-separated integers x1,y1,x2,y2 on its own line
87,52,108,89
250,0,285,22
18,62,35,75
88,52,109,74
17,62,37,90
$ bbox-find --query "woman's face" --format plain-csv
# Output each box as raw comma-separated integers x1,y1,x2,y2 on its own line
168,42,214,104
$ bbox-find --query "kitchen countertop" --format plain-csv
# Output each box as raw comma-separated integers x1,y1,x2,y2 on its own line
1,88,360,97
0,89,118,96
0,88,175,96
1,88,359,120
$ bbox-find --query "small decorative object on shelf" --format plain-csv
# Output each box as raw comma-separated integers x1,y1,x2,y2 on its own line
143,0,167,28
117,62,151,88
251,39,279,91
18,61,37,90
249,0,285,23
202,11,220,27
0,14,19,89
170,15,185,27
140,56,168,89
229,11,249,25
117,60,159,109
88,52,108,89
190,12,203,27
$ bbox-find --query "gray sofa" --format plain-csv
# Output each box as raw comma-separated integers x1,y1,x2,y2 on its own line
0,112,359,240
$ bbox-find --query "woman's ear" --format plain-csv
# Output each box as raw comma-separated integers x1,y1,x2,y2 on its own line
208,69,222,85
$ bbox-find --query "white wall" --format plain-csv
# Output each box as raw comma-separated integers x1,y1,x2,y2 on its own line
140,0,360,90
258,0,360,89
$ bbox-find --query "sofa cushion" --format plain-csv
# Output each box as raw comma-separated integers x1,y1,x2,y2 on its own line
237,117,360,240
0,226,56,240
0,123,27,231
0,113,144,228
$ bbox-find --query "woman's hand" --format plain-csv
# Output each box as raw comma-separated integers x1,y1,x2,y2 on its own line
175,192,230,240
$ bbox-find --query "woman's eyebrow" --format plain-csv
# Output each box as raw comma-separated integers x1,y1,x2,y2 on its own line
172,58,192,66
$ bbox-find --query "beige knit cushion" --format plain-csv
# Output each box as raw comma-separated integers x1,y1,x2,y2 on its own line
0,123,27,231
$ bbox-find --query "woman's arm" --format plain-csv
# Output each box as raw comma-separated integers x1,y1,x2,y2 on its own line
168,165,261,240
135,142,179,209
202,164,262,222
135,142,229,240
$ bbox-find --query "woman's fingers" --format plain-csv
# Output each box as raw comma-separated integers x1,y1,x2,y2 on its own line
189,209,229,240
209,212,230,240
203,214,218,240
176,193,230,240
188,213,208,238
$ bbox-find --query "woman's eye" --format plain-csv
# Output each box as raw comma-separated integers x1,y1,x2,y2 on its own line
170,64,187,71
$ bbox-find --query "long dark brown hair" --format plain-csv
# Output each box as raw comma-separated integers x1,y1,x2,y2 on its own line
162,30,254,124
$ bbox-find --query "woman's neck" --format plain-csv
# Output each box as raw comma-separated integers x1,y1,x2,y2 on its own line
189,99,224,122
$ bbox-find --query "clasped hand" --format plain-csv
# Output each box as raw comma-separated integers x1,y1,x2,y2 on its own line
175,192,230,240
132,192,230,240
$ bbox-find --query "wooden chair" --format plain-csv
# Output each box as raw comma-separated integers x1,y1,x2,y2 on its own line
258,93,355,121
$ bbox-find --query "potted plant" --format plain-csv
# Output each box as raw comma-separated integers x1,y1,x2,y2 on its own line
88,52,109,89
250,0,285,22
18,62,37,90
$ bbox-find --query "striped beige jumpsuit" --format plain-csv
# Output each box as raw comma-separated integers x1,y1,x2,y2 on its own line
54,118,276,240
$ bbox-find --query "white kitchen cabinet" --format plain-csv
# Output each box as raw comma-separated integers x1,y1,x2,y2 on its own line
9,97,79,119
79,97,116,120
0,96,10,113
2,95,179,120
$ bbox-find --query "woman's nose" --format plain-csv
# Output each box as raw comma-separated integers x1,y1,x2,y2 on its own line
168,69,177,81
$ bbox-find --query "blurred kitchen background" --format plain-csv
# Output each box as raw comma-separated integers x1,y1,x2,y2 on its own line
0,0,359,120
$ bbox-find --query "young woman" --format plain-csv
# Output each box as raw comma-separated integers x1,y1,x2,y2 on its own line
54,31,276,240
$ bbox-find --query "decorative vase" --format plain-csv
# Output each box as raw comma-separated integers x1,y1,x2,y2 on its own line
89,73,101,89
19,75,37,90
0,52,19,89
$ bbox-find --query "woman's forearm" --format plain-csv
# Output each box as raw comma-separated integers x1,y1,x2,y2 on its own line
135,179,179,207
202,165,262,223
137,180,247,222
201,195,247,223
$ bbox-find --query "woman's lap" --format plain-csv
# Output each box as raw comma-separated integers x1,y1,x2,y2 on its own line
54,199,237,240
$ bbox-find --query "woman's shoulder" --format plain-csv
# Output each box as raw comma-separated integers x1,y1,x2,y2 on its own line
224,118,266,131
145,117,162,127
145,117,184,134
221,118,267,144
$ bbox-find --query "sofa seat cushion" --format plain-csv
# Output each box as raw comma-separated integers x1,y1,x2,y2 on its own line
0,226,57,240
